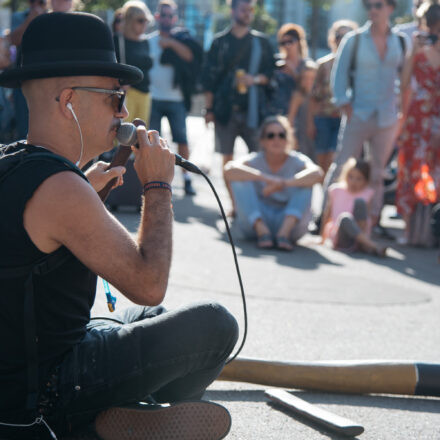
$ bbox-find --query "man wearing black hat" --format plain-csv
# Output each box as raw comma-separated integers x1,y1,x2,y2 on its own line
0,12,237,439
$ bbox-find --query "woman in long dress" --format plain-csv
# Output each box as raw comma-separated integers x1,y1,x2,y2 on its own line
397,3,440,246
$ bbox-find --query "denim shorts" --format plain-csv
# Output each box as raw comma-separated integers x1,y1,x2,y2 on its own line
149,99,188,144
314,116,341,154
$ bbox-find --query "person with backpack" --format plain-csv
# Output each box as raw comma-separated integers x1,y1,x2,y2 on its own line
147,0,203,196
323,0,410,228
202,0,275,215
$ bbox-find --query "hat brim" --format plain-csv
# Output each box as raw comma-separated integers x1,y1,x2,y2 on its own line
0,60,143,88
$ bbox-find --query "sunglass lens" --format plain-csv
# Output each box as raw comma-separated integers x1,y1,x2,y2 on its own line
113,92,125,113
266,132,286,139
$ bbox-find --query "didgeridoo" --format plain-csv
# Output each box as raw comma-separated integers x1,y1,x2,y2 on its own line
219,357,440,397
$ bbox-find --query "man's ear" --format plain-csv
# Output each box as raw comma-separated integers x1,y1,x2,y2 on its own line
57,88,75,119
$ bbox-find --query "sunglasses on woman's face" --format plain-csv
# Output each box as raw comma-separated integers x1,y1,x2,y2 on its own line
136,17,148,24
279,39,297,47
265,131,286,140
365,2,384,10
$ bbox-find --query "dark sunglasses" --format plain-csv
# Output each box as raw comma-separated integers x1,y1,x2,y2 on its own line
365,2,384,10
160,13,174,19
55,87,126,113
264,131,286,140
279,39,297,47
136,17,148,24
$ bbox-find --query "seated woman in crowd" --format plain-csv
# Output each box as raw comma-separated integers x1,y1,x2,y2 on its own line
321,158,387,256
224,115,323,251
307,19,358,174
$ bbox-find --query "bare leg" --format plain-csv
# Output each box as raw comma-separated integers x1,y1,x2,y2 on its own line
254,218,273,248
356,232,387,257
276,215,298,251
317,152,334,176
178,142,190,161
178,143,196,196
223,154,234,216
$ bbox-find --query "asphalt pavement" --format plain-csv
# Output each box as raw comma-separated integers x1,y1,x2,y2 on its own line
91,116,440,440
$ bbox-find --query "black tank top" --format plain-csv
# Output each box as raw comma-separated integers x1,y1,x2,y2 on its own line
0,142,97,413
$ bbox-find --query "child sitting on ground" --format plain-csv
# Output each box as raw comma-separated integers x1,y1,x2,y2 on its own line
321,158,387,256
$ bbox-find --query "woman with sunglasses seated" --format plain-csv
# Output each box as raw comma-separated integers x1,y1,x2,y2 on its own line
224,115,323,251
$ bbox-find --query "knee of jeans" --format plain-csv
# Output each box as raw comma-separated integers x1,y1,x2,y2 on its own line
230,181,255,199
338,213,354,228
194,301,239,349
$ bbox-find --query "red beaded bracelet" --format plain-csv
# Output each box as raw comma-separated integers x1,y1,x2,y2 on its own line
143,181,172,194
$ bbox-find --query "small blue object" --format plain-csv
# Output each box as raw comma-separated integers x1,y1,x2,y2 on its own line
102,279,116,312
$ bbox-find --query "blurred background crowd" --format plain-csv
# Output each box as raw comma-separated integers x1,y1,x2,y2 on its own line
0,0,439,255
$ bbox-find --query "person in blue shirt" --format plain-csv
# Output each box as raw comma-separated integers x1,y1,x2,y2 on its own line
323,0,410,226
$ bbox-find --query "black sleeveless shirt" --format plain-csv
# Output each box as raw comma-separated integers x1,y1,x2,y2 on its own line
0,142,97,413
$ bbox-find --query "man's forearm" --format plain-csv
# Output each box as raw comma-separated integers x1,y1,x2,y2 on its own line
170,39,193,62
204,91,214,109
138,191,173,297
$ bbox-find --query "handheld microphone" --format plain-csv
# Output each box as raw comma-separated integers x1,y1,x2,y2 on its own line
116,122,202,175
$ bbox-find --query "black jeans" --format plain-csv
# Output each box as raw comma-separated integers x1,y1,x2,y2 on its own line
48,301,238,435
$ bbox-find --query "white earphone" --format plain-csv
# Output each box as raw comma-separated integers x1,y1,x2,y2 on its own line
66,103,83,167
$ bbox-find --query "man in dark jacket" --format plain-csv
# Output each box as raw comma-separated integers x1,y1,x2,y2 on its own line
147,0,203,196
202,0,275,213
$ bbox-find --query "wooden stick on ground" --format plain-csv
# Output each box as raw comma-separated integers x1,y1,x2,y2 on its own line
265,389,365,437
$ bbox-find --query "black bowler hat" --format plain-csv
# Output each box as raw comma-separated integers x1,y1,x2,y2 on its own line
0,12,143,88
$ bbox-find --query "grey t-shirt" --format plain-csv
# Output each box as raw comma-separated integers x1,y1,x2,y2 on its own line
245,150,314,206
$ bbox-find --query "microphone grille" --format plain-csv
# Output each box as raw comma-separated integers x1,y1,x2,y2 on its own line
116,122,137,146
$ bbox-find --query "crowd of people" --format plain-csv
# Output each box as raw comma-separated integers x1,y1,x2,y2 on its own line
205,0,440,256
0,0,439,256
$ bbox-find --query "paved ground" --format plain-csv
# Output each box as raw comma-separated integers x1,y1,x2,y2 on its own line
90,117,440,439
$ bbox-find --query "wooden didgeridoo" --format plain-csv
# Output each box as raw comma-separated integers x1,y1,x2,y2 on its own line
219,357,440,397
97,118,146,202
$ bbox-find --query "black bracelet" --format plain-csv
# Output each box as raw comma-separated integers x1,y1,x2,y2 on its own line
143,181,172,195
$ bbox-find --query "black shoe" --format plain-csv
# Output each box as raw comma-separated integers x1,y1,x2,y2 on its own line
308,215,321,235
95,400,231,440
184,179,196,196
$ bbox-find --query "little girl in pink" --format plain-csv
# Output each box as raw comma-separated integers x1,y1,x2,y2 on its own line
321,158,387,256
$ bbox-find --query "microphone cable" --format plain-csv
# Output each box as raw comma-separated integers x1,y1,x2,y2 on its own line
114,121,248,363
197,169,248,364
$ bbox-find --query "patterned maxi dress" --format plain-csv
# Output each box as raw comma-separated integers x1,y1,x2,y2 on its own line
397,51,440,218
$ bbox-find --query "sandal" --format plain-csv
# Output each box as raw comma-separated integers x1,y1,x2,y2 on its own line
257,233,274,249
276,236,294,251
